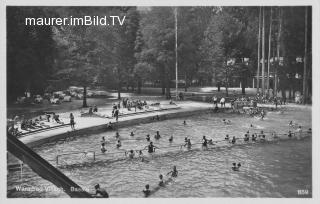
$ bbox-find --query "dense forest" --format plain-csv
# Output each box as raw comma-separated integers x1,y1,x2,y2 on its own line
7,6,312,104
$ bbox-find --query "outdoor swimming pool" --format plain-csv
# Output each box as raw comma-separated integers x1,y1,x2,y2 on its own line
7,105,312,198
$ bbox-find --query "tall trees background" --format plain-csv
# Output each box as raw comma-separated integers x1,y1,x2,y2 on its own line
7,6,312,104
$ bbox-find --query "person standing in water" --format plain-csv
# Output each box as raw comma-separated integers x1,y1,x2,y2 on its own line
101,143,107,153
145,142,158,153
167,166,178,177
202,136,208,149
169,135,173,143
142,184,151,197
154,131,161,140
158,174,164,187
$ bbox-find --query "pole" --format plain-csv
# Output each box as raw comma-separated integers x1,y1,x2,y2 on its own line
303,7,308,104
175,7,178,100
257,7,262,93
275,7,282,96
261,7,266,96
267,7,272,96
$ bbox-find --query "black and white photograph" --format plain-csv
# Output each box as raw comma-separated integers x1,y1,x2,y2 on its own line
2,0,319,200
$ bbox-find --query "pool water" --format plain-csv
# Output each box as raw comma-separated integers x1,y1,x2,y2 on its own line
7,105,312,198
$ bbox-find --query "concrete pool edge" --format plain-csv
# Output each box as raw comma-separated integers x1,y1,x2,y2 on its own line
24,107,214,148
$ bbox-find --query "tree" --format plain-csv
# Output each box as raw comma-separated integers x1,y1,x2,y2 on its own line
7,7,55,103
201,9,244,96
138,7,175,99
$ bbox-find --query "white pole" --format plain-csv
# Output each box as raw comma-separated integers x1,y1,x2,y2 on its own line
175,7,178,100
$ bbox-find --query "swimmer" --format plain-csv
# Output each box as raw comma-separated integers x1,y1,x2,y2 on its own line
169,135,173,142
250,124,254,128
101,143,107,153
115,131,120,138
307,128,312,134
145,142,158,153
252,134,257,141
167,166,178,177
94,184,109,198
231,163,241,171
158,174,164,187
260,134,266,142
184,137,188,143
225,134,230,140
146,134,150,141
183,120,186,125
289,121,293,127
208,139,214,145
184,139,192,149
142,184,151,197
288,130,293,138
202,136,208,149
101,137,106,145
244,134,249,142
154,131,161,140
116,140,121,148
259,130,265,138
130,131,135,136
231,136,236,144
126,150,135,159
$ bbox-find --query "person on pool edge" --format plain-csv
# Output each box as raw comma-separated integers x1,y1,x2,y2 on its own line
94,184,109,198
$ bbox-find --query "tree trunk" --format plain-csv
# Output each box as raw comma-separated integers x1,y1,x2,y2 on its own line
184,72,187,92
82,86,87,108
267,7,272,96
241,76,246,95
165,72,171,99
261,7,266,96
302,7,308,104
275,7,282,96
137,79,142,94
117,81,121,100
257,6,262,94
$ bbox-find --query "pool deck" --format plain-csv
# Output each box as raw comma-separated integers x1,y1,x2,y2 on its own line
18,101,218,147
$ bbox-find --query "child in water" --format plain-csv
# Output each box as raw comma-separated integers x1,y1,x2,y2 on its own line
231,136,236,144
127,150,135,159
167,166,178,177
115,132,120,138
130,131,135,136
232,163,241,171
169,135,173,142
146,134,150,141
158,174,164,187
116,140,121,148
225,134,229,140
101,143,107,153
142,184,151,197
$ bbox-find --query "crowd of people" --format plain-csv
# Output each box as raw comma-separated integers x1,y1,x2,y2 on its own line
7,112,72,137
